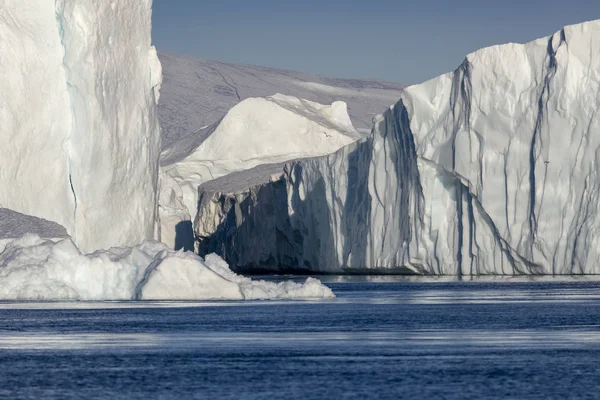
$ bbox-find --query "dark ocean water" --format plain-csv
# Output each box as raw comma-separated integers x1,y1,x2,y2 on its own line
1,277,600,399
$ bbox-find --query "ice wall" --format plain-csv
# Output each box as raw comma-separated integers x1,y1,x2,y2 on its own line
196,21,600,275
159,94,359,249
0,1,162,252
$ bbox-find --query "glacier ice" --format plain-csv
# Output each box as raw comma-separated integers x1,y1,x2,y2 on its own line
0,0,162,253
159,94,360,249
0,1,338,301
0,235,334,301
195,20,600,275
157,53,405,148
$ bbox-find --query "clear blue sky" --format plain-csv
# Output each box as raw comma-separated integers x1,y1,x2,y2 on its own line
152,0,598,84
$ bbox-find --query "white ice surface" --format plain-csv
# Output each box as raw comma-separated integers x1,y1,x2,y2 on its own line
157,53,405,148
302,20,600,274
0,235,334,301
159,94,360,248
0,1,162,252
196,20,600,275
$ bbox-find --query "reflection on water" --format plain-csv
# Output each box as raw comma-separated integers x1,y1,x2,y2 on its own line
3,329,600,351
320,274,600,283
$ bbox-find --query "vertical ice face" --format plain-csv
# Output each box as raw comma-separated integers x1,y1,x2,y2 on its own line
0,1,74,235
159,94,360,250
402,21,600,274
0,0,162,252
195,20,600,275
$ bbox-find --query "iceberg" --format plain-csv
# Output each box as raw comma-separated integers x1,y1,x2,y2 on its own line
195,20,600,275
0,0,162,253
0,2,337,300
157,53,406,148
0,234,334,301
159,94,361,249
0,208,69,254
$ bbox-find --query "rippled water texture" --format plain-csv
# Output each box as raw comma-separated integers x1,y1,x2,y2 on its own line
2,278,600,399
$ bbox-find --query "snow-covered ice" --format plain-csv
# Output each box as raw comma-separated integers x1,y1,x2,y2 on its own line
195,20,600,275
157,56,407,249
0,235,334,301
161,93,360,166
0,0,162,253
159,94,360,249
157,53,405,148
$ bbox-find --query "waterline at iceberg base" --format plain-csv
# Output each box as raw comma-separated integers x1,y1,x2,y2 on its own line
195,20,600,276
0,235,334,301
0,1,336,301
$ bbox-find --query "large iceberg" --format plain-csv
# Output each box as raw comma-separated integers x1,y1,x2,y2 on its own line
196,20,600,275
0,234,334,301
0,1,336,299
0,0,162,252
159,94,360,249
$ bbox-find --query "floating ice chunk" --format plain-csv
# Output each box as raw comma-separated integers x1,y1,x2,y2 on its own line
204,254,335,300
0,235,148,300
138,252,244,300
0,235,334,301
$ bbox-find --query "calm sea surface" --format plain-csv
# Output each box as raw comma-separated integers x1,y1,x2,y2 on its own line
1,277,600,399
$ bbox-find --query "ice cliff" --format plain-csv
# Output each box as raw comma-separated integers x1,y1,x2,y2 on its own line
196,20,600,275
0,1,337,300
159,94,360,249
0,0,162,252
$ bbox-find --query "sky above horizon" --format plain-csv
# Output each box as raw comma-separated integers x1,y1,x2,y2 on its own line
152,1,598,84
